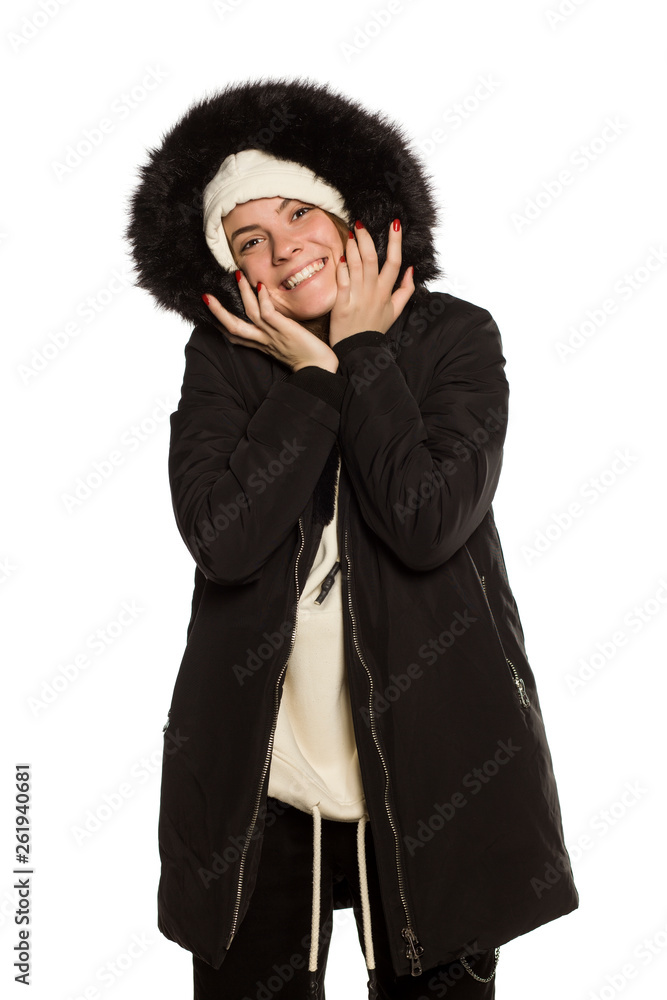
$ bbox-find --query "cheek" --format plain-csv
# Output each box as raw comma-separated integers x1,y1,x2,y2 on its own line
309,222,344,253
328,227,345,252
239,261,269,289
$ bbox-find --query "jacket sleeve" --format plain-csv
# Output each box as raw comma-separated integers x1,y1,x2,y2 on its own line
330,306,509,571
168,328,347,585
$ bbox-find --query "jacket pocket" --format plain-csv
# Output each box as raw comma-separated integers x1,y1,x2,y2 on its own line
464,545,531,710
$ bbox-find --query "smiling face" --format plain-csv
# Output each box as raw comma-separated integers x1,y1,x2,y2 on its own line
222,197,347,323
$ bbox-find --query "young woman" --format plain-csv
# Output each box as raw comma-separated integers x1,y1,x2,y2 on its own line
126,78,579,1000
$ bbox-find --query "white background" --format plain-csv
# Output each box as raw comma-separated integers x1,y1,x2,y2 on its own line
2,0,666,998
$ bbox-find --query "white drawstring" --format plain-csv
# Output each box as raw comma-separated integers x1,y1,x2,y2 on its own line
356,814,376,974
308,805,323,975
308,806,377,998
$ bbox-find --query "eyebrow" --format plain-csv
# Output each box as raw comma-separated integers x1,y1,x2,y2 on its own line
229,198,294,244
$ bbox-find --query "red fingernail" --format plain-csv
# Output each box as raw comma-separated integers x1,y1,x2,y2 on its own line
393,219,400,232
235,270,241,282
201,294,210,305
348,229,354,240
355,219,364,229
340,255,346,263
257,281,262,291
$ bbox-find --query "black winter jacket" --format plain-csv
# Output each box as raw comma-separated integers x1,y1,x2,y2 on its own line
125,77,579,980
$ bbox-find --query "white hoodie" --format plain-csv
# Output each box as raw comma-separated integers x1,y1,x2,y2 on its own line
267,458,368,822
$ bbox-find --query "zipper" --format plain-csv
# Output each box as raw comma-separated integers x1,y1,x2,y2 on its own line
344,527,424,976
162,710,170,732
225,515,306,950
465,547,530,709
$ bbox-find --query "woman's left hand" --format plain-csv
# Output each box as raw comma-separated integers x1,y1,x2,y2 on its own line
329,219,415,349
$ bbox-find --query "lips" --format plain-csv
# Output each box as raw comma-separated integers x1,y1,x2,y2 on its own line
281,256,328,291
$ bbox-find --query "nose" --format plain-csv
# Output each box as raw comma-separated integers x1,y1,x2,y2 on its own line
271,229,302,265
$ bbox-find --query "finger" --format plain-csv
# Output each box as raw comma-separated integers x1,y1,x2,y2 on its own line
254,281,305,334
352,220,379,285
255,281,282,322
241,276,292,338
389,265,415,318
204,293,266,346
378,218,403,292
236,270,267,328
335,252,351,306
345,226,362,270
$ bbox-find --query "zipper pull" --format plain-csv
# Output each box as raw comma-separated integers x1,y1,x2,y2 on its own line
514,674,531,708
314,560,341,605
162,710,171,732
401,927,424,976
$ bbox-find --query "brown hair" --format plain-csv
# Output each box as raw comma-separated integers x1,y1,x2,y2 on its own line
323,210,351,255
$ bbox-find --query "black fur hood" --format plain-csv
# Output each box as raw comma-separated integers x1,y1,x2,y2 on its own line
124,76,444,329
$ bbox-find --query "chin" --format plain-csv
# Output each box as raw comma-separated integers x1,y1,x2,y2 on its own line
283,287,337,322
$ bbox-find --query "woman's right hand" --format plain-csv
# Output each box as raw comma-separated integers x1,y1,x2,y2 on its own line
202,272,339,374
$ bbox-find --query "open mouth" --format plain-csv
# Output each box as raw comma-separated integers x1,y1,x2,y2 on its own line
282,257,328,291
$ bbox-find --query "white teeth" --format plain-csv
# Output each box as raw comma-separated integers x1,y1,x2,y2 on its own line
284,258,325,289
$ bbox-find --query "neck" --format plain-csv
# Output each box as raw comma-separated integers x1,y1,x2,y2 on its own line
303,312,331,344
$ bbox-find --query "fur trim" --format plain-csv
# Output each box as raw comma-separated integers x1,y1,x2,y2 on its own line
124,75,444,327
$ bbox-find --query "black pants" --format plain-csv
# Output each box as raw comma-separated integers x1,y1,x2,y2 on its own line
193,797,497,999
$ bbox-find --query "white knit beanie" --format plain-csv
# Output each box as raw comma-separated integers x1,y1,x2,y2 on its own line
202,148,349,271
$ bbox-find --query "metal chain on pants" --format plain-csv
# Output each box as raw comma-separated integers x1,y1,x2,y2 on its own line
460,947,500,983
